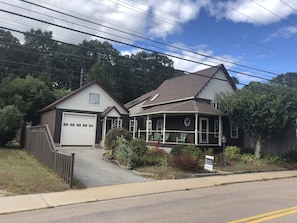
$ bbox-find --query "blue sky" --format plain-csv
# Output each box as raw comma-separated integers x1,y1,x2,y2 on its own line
1,0,297,86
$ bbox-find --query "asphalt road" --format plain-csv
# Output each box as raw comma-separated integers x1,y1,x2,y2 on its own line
1,178,297,223
58,147,149,187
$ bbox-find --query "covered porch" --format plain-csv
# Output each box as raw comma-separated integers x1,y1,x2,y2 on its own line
130,100,225,147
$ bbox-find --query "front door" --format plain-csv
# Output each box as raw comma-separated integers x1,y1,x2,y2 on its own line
199,118,209,144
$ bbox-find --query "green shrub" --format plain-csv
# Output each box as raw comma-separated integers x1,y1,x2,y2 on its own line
183,145,204,160
225,146,241,161
204,148,214,156
141,147,168,167
282,151,297,163
104,128,131,151
262,154,279,163
114,143,137,168
129,138,148,157
0,105,23,147
170,144,186,156
240,153,256,163
170,153,200,172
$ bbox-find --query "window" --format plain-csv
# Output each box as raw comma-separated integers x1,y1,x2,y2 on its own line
112,119,122,128
184,117,191,127
89,93,100,105
211,100,220,110
230,123,238,138
129,120,138,132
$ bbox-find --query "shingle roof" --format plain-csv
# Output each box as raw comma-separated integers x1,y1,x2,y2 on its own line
131,99,224,116
124,89,156,109
142,64,232,107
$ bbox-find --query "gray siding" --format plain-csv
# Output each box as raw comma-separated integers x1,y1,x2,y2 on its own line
40,109,56,137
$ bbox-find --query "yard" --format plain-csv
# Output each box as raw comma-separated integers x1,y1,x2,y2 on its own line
0,147,72,197
104,129,297,179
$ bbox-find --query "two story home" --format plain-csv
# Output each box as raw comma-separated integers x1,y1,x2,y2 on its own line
125,64,243,148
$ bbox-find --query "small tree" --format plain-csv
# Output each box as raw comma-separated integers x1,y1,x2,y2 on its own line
0,105,23,146
218,82,297,158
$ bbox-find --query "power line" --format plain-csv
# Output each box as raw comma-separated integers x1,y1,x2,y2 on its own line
16,0,281,78
252,0,297,30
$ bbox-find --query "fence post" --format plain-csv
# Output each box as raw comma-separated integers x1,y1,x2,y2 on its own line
54,150,58,171
69,153,75,188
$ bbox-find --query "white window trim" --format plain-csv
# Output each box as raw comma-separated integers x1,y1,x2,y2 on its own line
230,123,239,139
129,120,138,132
112,119,122,128
89,92,100,105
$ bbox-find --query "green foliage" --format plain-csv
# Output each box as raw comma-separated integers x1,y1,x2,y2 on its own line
0,105,23,146
183,145,204,160
282,151,297,163
170,144,186,156
262,154,280,163
225,146,241,161
114,143,137,168
218,82,297,156
204,148,214,156
129,138,148,157
104,128,131,151
142,147,168,167
240,153,257,163
0,76,55,124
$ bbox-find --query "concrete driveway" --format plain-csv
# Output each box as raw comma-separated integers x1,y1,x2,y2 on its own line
58,147,149,187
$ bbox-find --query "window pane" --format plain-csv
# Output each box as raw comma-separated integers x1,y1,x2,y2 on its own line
89,93,100,105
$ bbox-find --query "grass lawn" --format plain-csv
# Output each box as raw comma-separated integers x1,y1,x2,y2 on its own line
0,148,71,196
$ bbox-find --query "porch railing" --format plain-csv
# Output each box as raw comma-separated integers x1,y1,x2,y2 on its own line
25,125,75,187
136,129,221,147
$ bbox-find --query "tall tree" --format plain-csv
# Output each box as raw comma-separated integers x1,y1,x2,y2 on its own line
0,76,55,124
271,72,297,88
218,82,297,158
0,29,21,79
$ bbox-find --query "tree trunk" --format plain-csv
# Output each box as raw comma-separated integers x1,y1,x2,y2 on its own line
255,140,262,158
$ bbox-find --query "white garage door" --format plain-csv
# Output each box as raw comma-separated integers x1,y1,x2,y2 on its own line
61,113,97,146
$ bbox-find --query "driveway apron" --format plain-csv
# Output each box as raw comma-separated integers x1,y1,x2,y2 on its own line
58,147,149,187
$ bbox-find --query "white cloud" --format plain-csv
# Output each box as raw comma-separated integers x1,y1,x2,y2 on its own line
166,43,239,72
146,0,207,39
207,0,297,25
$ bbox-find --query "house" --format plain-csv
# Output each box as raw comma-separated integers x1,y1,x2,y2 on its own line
125,64,243,148
39,80,129,147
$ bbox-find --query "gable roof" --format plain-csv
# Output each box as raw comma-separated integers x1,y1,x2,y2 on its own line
40,80,128,113
142,64,235,107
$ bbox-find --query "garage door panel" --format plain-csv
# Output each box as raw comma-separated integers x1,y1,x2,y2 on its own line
61,113,97,146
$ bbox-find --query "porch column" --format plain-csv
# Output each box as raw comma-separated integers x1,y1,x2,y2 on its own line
132,117,136,138
219,116,222,146
146,115,150,142
102,116,107,144
117,117,120,128
195,113,198,145
162,113,166,144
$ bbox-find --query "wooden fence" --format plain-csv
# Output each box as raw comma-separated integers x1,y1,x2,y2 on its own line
25,125,75,187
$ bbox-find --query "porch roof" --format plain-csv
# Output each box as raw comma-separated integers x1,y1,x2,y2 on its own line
131,99,224,117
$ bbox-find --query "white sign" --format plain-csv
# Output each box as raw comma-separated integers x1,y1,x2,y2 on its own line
204,155,214,171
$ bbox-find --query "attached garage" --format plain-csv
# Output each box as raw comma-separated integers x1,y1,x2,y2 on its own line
60,113,97,146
